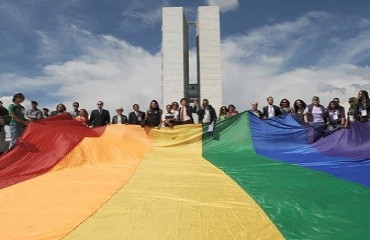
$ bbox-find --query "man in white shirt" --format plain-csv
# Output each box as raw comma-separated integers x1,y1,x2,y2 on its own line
262,96,282,119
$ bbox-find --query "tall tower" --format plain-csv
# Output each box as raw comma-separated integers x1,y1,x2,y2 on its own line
161,7,189,107
161,6,222,109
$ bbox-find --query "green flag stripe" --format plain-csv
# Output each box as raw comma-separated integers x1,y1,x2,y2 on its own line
202,113,370,239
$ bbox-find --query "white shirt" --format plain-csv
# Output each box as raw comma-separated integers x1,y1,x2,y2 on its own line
304,106,325,123
202,109,211,123
117,115,122,124
268,105,275,118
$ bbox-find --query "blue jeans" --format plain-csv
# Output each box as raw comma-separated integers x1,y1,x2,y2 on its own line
9,124,26,149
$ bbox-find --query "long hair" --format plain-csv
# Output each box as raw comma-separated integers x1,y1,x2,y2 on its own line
359,90,369,100
293,99,307,112
12,93,25,102
149,100,160,110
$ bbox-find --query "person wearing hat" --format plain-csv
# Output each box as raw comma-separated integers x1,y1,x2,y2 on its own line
25,100,43,121
112,107,128,124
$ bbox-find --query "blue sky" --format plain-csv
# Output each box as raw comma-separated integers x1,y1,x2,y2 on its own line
1,0,370,113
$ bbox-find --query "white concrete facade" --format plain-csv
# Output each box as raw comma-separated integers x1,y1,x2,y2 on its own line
162,6,222,110
161,7,189,106
197,6,222,109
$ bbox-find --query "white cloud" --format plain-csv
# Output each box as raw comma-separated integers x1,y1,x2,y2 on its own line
120,0,162,31
205,0,239,12
0,29,161,115
2,9,370,118
220,11,370,112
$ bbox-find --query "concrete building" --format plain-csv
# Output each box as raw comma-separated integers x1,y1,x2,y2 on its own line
161,7,189,107
161,6,222,109
196,6,222,109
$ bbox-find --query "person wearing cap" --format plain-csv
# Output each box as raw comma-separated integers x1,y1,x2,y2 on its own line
344,97,359,127
303,96,327,130
112,107,128,124
25,100,43,121
69,102,80,118
42,108,50,118
8,93,29,149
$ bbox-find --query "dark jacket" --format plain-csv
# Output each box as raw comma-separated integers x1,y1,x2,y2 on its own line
249,109,263,119
262,105,282,118
197,105,217,124
89,109,111,127
145,109,162,127
112,115,128,124
305,104,327,123
178,105,197,124
128,111,145,125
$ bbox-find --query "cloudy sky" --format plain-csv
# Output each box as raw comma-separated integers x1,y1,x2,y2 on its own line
1,0,370,114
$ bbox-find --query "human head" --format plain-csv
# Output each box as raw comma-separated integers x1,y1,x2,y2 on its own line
12,93,25,104
31,100,38,109
42,108,49,114
333,98,340,104
56,104,66,113
348,97,357,106
312,96,320,106
228,104,236,112
133,104,140,111
328,101,337,110
358,90,369,101
279,99,290,108
166,104,172,113
149,100,159,110
202,99,209,108
251,102,258,110
220,106,227,113
79,109,88,118
266,96,274,105
293,99,306,110
97,101,104,109
180,98,188,107
73,102,79,110
116,107,124,115
171,102,179,110
0,101,3,107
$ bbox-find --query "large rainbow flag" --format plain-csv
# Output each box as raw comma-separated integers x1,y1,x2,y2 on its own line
0,112,369,239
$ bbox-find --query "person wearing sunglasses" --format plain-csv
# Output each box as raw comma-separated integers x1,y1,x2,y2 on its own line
69,102,80,118
89,101,111,127
218,106,228,121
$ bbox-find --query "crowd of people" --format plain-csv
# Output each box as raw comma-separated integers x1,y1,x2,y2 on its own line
248,90,370,133
0,89,369,155
0,95,222,154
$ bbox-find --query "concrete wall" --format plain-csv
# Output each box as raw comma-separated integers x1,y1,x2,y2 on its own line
197,6,222,110
161,7,188,107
